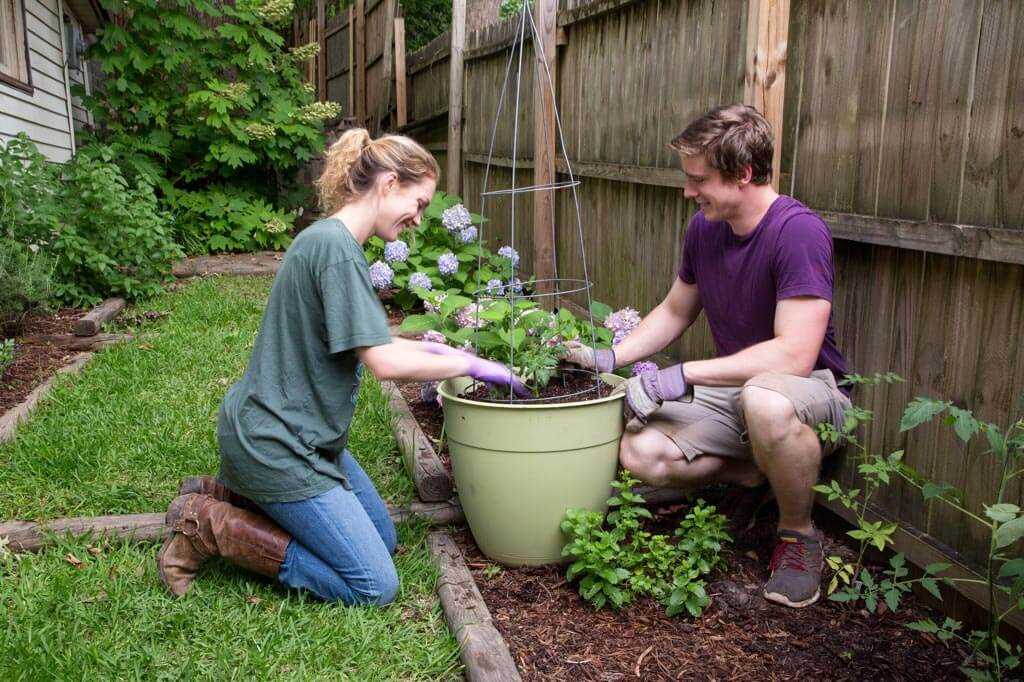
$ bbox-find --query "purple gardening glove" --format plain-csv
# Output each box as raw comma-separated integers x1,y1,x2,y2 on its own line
611,363,693,430
466,356,531,398
561,341,616,373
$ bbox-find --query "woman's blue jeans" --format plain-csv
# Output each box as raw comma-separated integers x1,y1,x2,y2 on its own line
257,450,399,605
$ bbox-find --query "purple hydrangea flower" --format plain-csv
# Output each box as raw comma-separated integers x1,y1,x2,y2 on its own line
421,330,446,344
368,261,393,290
455,304,485,329
458,225,478,244
632,361,658,376
460,340,477,355
441,204,472,232
497,245,520,267
485,278,503,295
605,307,641,344
419,381,439,405
438,251,459,276
505,277,524,294
384,239,409,263
408,272,432,291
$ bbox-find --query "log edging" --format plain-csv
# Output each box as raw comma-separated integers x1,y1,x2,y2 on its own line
427,532,521,682
74,297,126,336
381,380,453,502
0,500,465,553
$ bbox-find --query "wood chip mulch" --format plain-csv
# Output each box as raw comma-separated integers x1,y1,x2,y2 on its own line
1,309,87,415
453,502,971,682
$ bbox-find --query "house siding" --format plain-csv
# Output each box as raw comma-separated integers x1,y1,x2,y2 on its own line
0,0,74,161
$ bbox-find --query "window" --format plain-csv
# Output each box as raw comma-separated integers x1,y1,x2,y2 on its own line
0,0,31,91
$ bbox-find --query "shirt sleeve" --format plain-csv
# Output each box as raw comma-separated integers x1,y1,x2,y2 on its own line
677,216,701,284
773,213,835,302
319,258,393,354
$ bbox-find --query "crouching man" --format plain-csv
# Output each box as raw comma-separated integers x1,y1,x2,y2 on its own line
566,105,851,608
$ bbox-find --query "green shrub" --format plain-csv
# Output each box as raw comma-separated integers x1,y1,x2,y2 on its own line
403,0,452,51
0,338,13,376
0,240,54,331
166,186,295,254
1,135,182,307
78,0,337,253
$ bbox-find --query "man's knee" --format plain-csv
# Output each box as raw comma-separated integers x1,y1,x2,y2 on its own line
619,429,675,475
739,381,803,447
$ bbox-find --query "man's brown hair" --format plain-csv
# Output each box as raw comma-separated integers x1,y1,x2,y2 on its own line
669,105,774,185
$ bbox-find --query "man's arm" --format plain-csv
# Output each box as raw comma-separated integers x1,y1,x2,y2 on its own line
611,278,702,367
681,296,830,387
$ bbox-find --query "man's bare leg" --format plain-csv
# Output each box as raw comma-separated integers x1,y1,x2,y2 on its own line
739,385,821,535
619,427,765,491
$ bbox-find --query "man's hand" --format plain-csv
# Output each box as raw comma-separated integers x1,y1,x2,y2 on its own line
611,364,691,430
562,341,616,373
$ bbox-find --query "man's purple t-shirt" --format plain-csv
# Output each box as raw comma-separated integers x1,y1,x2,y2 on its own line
678,196,849,392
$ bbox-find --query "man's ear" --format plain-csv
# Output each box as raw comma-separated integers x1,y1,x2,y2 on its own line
738,165,754,186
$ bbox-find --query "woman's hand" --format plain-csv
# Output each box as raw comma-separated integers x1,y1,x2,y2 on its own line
465,357,531,398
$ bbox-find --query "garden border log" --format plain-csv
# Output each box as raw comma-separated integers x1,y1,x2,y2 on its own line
19,333,131,351
0,352,93,446
0,501,465,553
73,297,125,336
381,380,453,502
171,252,283,278
427,532,521,682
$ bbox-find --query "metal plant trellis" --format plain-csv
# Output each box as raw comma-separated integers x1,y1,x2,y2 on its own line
471,1,602,402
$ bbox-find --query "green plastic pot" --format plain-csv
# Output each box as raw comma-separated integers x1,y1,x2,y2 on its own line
438,376,625,566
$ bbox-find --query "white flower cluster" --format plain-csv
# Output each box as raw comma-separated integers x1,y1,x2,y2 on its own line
301,82,315,95
289,42,320,61
257,0,293,24
441,204,472,232
222,82,250,103
264,217,288,233
297,101,341,124
245,122,276,140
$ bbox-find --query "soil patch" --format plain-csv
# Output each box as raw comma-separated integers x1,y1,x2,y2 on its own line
397,381,450,469
455,499,970,681
463,368,611,405
1,309,87,415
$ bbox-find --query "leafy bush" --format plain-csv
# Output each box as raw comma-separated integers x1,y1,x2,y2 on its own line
166,186,294,253
0,240,54,332
560,470,731,617
79,0,335,253
815,374,1024,681
0,338,13,377
403,0,452,51
1,135,182,307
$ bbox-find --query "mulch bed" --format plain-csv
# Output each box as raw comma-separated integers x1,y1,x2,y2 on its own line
1,309,87,415
454,500,971,681
463,368,611,405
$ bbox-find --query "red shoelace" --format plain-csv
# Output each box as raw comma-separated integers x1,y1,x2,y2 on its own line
769,538,807,573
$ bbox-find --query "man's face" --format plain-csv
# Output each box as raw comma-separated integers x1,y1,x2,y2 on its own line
680,155,746,223
374,175,437,242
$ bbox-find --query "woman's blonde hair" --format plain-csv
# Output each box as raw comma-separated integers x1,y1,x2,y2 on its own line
316,128,440,213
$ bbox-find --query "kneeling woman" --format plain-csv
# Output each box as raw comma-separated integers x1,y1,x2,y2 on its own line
158,129,525,604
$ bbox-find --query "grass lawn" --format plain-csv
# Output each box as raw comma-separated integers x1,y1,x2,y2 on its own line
0,276,461,680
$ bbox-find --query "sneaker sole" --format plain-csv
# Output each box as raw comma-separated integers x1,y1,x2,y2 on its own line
763,588,821,608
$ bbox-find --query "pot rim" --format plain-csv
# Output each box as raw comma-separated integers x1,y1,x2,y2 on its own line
438,377,625,410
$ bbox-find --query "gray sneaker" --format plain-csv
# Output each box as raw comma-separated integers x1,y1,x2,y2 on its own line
763,528,824,608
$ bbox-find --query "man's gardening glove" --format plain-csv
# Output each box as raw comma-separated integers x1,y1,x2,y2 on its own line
611,364,693,431
562,341,616,373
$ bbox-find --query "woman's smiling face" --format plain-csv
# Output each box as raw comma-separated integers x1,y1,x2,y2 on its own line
374,175,437,241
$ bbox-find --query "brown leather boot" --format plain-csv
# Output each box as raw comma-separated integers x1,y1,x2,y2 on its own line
178,475,259,511
157,493,291,597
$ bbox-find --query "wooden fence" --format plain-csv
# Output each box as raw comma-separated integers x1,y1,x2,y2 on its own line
392,0,1024,627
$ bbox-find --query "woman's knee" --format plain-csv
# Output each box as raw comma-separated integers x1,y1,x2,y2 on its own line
378,517,398,556
354,562,399,606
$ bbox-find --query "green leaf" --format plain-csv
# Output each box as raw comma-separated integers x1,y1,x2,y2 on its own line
884,588,901,613
589,300,613,322
920,578,941,600
922,482,957,502
998,558,1024,579
900,398,949,432
925,562,951,575
906,619,939,633
399,315,435,333
985,503,1020,524
947,406,981,443
440,294,472,317
994,516,1024,550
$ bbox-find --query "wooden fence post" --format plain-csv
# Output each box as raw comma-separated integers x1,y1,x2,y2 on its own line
447,0,467,195
348,6,355,118
394,17,407,128
744,0,789,190
355,0,367,125
533,0,557,305
316,0,326,100
307,18,316,84
377,0,396,133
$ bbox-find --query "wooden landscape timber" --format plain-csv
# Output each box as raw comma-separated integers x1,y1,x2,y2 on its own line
381,380,454,502
73,297,126,336
0,500,465,554
171,252,283,278
428,532,522,682
18,333,130,351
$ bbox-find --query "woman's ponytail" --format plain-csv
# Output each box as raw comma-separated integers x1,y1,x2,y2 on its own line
316,128,439,214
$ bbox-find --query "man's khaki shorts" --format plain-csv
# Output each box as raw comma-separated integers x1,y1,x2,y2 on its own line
647,369,852,461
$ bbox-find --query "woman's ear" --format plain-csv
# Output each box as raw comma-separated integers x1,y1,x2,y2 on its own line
379,171,399,194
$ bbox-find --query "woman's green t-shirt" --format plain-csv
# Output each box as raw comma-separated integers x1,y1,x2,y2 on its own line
216,218,392,503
